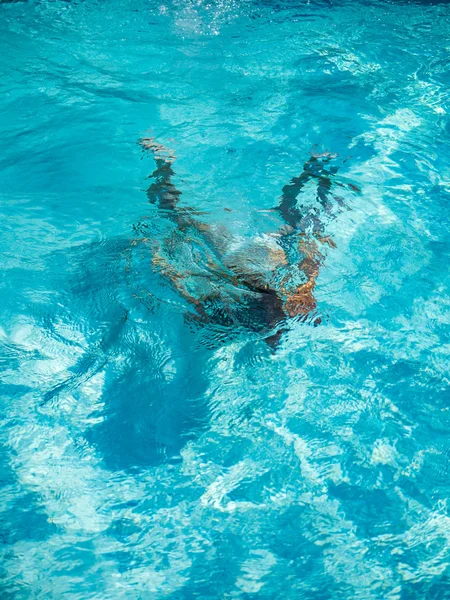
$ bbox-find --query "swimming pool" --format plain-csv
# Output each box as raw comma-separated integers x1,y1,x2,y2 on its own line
1,0,449,597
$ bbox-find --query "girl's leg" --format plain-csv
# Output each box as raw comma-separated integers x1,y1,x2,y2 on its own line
274,153,338,319
139,138,182,212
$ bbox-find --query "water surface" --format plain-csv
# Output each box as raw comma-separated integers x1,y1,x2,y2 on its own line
1,0,450,597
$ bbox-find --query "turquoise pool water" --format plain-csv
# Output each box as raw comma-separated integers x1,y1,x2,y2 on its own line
1,0,450,597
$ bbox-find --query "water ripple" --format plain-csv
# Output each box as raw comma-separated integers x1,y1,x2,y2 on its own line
1,0,450,598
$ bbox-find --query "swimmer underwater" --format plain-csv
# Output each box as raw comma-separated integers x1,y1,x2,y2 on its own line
130,138,360,347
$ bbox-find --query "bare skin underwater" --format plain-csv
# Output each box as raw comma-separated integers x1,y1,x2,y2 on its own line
132,138,359,346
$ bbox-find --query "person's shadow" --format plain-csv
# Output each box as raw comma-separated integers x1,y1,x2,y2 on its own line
46,235,212,471
85,314,211,470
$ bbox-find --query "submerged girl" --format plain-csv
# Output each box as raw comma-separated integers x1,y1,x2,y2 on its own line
131,138,357,346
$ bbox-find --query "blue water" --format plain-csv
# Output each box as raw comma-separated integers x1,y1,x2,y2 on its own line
1,0,450,597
